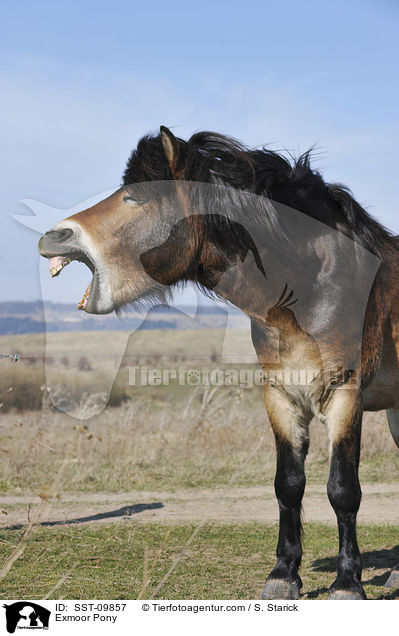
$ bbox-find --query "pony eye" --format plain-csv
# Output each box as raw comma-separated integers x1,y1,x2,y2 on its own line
123,194,147,205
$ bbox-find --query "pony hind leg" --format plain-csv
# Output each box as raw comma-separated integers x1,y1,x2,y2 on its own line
384,410,399,587
261,386,311,600
385,565,399,588
325,391,366,599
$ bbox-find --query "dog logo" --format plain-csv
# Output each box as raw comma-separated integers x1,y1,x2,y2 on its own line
3,602,50,633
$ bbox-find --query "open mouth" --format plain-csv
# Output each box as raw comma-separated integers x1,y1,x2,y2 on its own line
48,252,96,310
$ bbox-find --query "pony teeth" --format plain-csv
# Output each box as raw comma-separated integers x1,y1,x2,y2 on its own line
77,283,91,310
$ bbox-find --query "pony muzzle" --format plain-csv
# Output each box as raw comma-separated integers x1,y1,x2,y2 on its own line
38,223,114,314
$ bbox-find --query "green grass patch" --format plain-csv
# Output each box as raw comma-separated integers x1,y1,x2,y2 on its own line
0,522,398,600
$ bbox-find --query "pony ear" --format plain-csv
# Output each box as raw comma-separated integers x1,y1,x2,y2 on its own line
160,126,179,174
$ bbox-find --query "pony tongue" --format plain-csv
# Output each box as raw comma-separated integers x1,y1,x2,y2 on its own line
49,256,71,278
77,283,91,310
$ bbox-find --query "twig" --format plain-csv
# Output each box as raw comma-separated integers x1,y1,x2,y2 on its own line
0,457,75,584
44,564,77,600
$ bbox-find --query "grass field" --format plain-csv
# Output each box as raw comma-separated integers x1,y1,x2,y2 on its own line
0,522,398,600
0,385,398,495
0,328,398,599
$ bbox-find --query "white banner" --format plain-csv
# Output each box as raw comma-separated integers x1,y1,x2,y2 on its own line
0,599,393,635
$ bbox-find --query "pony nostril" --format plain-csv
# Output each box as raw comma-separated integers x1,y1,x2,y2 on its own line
45,228,74,243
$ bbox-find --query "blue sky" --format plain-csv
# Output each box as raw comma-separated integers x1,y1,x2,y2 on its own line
1,0,398,306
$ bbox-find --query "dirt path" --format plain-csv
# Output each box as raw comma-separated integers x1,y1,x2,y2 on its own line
1,483,398,528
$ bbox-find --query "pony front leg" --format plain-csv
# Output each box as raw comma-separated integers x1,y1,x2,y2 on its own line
261,385,310,600
325,390,366,599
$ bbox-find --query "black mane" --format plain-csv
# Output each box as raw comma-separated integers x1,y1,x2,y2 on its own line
123,130,395,258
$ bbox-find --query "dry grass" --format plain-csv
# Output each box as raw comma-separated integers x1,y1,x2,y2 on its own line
0,357,128,412
0,328,254,359
0,326,255,411
0,381,397,495
0,328,397,494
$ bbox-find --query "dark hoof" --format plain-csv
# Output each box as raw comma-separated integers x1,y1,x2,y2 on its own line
385,570,399,588
329,590,365,600
261,579,300,600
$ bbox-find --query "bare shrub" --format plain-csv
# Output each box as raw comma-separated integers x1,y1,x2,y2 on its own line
77,356,92,372
0,359,128,412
